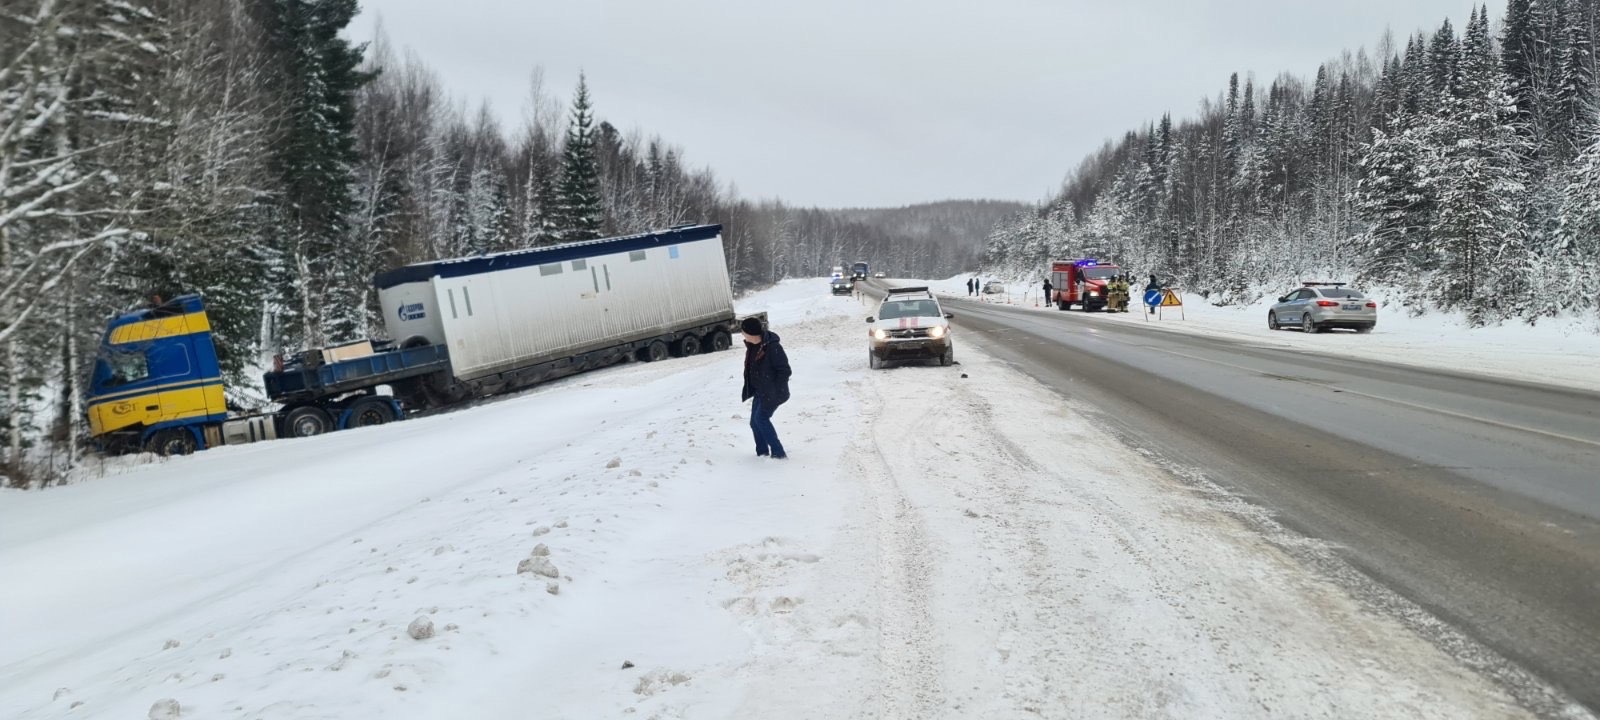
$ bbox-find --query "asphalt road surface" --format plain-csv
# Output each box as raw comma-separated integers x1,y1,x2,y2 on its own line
863,281,1600,716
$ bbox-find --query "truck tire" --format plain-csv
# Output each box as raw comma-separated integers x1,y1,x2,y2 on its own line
148,428,197,457
348,397,395,428
707,330,732,352
282,406,333,438
642,340,670,362
672,334,701,357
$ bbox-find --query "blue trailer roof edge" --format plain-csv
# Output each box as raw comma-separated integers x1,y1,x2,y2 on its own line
373,224,724,290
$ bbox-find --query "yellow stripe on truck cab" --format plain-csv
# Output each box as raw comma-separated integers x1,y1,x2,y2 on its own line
108,311,212,345
87,382,227,437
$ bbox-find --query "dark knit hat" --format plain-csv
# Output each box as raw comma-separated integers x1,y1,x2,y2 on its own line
740,316,764,336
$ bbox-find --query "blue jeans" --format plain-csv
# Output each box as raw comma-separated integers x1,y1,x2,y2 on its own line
750,397,786,458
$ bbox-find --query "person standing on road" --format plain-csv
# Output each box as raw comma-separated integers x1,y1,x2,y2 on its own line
966,278,974,296
740,316,792,459
1042,277,1053,307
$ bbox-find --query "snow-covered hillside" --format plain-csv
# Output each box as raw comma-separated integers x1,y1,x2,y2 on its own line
0,280,1556,719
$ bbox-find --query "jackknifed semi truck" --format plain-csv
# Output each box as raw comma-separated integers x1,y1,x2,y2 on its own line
85,224,755,455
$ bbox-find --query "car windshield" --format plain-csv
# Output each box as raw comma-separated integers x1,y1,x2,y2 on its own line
1318,288,1365,299
878,300,941,319
1083,267,1119,279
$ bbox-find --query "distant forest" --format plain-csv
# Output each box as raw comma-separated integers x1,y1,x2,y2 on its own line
982,1,1600,327
0,0,1001,483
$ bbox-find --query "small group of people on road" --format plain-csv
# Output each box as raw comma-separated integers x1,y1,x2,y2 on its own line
966,277,984,296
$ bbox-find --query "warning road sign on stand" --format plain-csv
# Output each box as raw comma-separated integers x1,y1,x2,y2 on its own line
1144,288,1185,320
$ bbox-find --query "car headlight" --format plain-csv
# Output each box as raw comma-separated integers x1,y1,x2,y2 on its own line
1089,291,1100,297
873,329,888,341
927,326,946,339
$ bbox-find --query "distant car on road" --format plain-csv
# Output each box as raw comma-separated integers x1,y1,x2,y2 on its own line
830,278,853,296
1269,283,1376,333
982,280,1006,295
873,271,887,279
866,287,954,369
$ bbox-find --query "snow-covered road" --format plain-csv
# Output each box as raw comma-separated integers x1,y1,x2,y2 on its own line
0,280,1567,719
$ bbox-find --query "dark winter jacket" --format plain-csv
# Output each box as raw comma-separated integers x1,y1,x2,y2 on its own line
741,331,792,408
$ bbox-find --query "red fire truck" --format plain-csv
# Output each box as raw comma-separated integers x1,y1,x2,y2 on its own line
1049,258,1123,311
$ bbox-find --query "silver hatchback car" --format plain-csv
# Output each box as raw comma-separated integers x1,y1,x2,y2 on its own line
1268,283,1376,333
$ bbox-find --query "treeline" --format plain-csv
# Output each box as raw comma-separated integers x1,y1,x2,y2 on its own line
983,0,1600,326
0,0,990,484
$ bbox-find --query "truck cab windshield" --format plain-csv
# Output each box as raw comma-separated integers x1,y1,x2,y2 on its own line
95,350,150,389
1082,267,1119,280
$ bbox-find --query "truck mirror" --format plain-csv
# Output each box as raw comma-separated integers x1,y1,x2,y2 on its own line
944,313,954,319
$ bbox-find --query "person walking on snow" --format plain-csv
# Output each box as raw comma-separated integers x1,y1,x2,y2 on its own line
740,316,792,459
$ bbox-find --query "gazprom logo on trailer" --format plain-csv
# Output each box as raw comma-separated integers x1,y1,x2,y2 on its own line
398,303,426,322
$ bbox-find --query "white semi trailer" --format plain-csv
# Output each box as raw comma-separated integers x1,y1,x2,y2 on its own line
371,223,755,407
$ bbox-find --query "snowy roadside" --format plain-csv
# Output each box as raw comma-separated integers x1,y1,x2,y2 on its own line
0,279,1576,719
928,274,1600,393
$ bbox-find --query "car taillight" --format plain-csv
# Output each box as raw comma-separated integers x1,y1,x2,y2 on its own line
1365,302,1377,308
1316,300,1339,307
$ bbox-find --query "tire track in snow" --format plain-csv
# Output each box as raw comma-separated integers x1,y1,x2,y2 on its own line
853,374,944,718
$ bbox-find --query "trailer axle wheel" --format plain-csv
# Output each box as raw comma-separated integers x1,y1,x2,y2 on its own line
673,334,702,357
283,406,333,438
348,398,395,428
707,330,732,352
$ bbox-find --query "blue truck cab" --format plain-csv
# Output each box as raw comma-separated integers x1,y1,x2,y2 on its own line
86,295,230,454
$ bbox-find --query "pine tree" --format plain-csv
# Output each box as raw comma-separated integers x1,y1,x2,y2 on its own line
1429,19,1460,97
555,74,605,242
1552,0,1596,159
260,0,374,348
1502,0,1542,128
1430,6,1530,322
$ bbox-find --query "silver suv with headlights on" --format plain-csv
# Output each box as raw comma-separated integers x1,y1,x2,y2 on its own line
866,287,954,369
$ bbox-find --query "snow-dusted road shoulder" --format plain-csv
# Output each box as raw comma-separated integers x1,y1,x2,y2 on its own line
0,280,1569,719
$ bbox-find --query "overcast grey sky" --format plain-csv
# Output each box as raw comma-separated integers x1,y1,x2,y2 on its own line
349,0,1477,208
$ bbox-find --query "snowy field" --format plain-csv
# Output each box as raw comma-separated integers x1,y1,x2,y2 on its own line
931,274,1600,393
0,279,1574,719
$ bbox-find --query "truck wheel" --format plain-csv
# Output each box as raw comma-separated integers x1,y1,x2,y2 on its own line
672,334,701,357
282,406,333,438
707,330,732,352
148,428,197,457
348,397,395,428
643,340,670,362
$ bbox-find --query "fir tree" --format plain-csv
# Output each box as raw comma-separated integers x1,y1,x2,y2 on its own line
1429,19,1460,97
555,74,605,242
260,0,375,347
1429,6,1530,322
